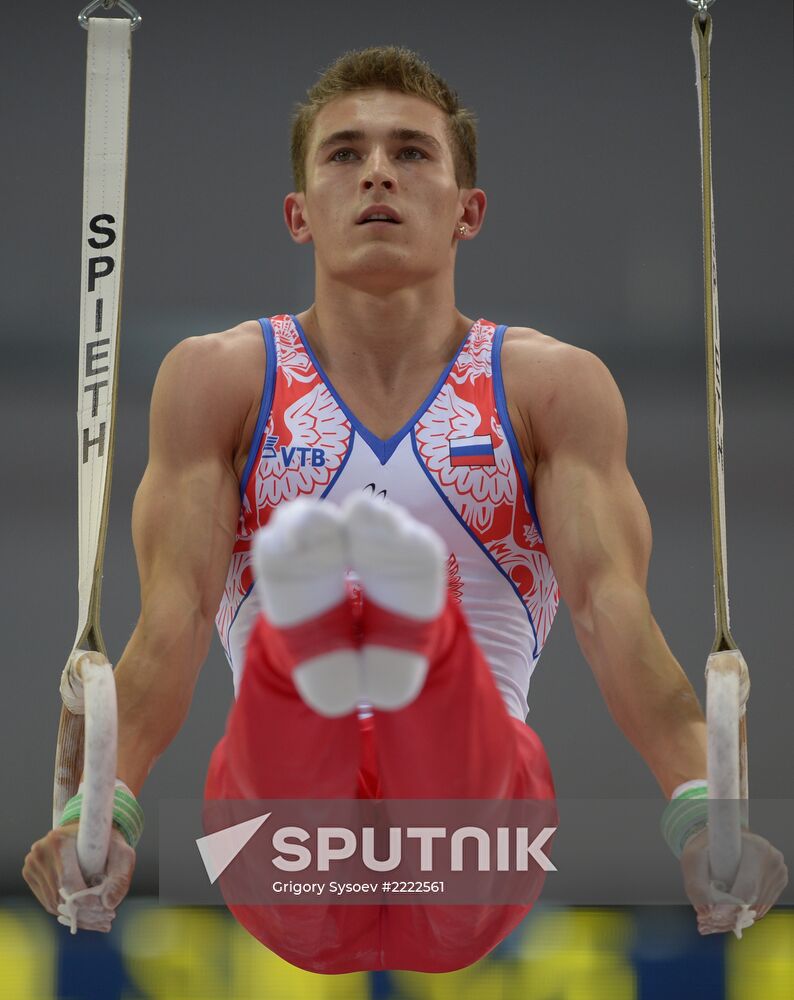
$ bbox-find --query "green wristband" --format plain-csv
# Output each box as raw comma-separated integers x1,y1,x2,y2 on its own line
59,794,84,828
661,784,709,858
111,787,145,848
58,784,144,849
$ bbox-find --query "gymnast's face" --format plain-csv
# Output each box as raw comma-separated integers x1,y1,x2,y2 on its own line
284,88,485,292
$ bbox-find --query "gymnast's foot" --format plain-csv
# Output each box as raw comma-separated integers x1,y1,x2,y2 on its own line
252,497,359,717
343,492,448,710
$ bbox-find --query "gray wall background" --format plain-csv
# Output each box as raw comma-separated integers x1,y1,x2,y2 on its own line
1,0,791,894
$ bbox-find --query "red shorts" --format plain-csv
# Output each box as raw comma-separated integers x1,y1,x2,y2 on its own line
205,594,557,974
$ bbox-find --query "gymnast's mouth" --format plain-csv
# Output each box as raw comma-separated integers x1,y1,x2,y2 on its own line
356,205,402,224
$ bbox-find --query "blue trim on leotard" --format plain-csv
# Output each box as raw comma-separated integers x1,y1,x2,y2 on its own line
410,429,540,660
290,313,476,467
492,324,545,544
238,318,277,499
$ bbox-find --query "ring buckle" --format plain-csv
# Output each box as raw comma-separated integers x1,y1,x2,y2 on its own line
686,0,716,22
78,0,142,31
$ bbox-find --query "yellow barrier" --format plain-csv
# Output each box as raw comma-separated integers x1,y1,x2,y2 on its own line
0,908,56,1000
727,911,794,1000
0,901,792,999
121,905,369,1000
391,908,636,1000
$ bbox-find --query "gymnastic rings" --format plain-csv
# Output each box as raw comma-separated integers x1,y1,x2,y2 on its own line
686,0,717,24
78,0,142,31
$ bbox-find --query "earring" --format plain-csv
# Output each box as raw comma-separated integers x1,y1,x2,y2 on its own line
457,224,467,237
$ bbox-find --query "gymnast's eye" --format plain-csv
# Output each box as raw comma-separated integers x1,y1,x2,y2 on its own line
330,147,428,162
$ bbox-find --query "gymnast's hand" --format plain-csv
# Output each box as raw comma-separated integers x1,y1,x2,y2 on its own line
679,826,788,936
22,821,136,933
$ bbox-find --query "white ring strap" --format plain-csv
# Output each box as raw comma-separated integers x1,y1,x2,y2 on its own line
689,6,752,936
74,16,132,651
53,12,138,895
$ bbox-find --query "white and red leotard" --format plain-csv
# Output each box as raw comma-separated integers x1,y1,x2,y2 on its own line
205,314,559,974
215,314,560,723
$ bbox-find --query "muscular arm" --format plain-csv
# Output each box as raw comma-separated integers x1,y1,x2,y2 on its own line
22,333,249,922
530,346,707,798
111,334,245,794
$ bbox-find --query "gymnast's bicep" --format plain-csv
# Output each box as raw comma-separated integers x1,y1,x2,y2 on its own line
531,346,653,628
131,336,243,629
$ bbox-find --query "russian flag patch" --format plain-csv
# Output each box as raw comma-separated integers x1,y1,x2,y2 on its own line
448,434,495,467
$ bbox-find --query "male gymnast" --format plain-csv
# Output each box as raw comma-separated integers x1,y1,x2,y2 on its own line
24,45,787,973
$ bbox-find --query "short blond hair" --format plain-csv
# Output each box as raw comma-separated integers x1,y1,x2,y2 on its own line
290,45,478,192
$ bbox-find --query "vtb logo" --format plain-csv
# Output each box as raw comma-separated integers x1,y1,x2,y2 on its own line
263,434,327,468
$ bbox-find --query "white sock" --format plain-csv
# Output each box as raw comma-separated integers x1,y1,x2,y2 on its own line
342,493,447,620
358,647,429,711
292,651,362,718
252,498,359,717
252,497,348,628
343,493,447,710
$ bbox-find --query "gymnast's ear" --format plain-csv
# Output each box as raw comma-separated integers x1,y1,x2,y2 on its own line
456,187,487,239
284,192,313,245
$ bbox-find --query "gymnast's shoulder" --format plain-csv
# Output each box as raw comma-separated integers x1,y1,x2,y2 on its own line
499,325,625,448
149,320,265,448
156,320,264,382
